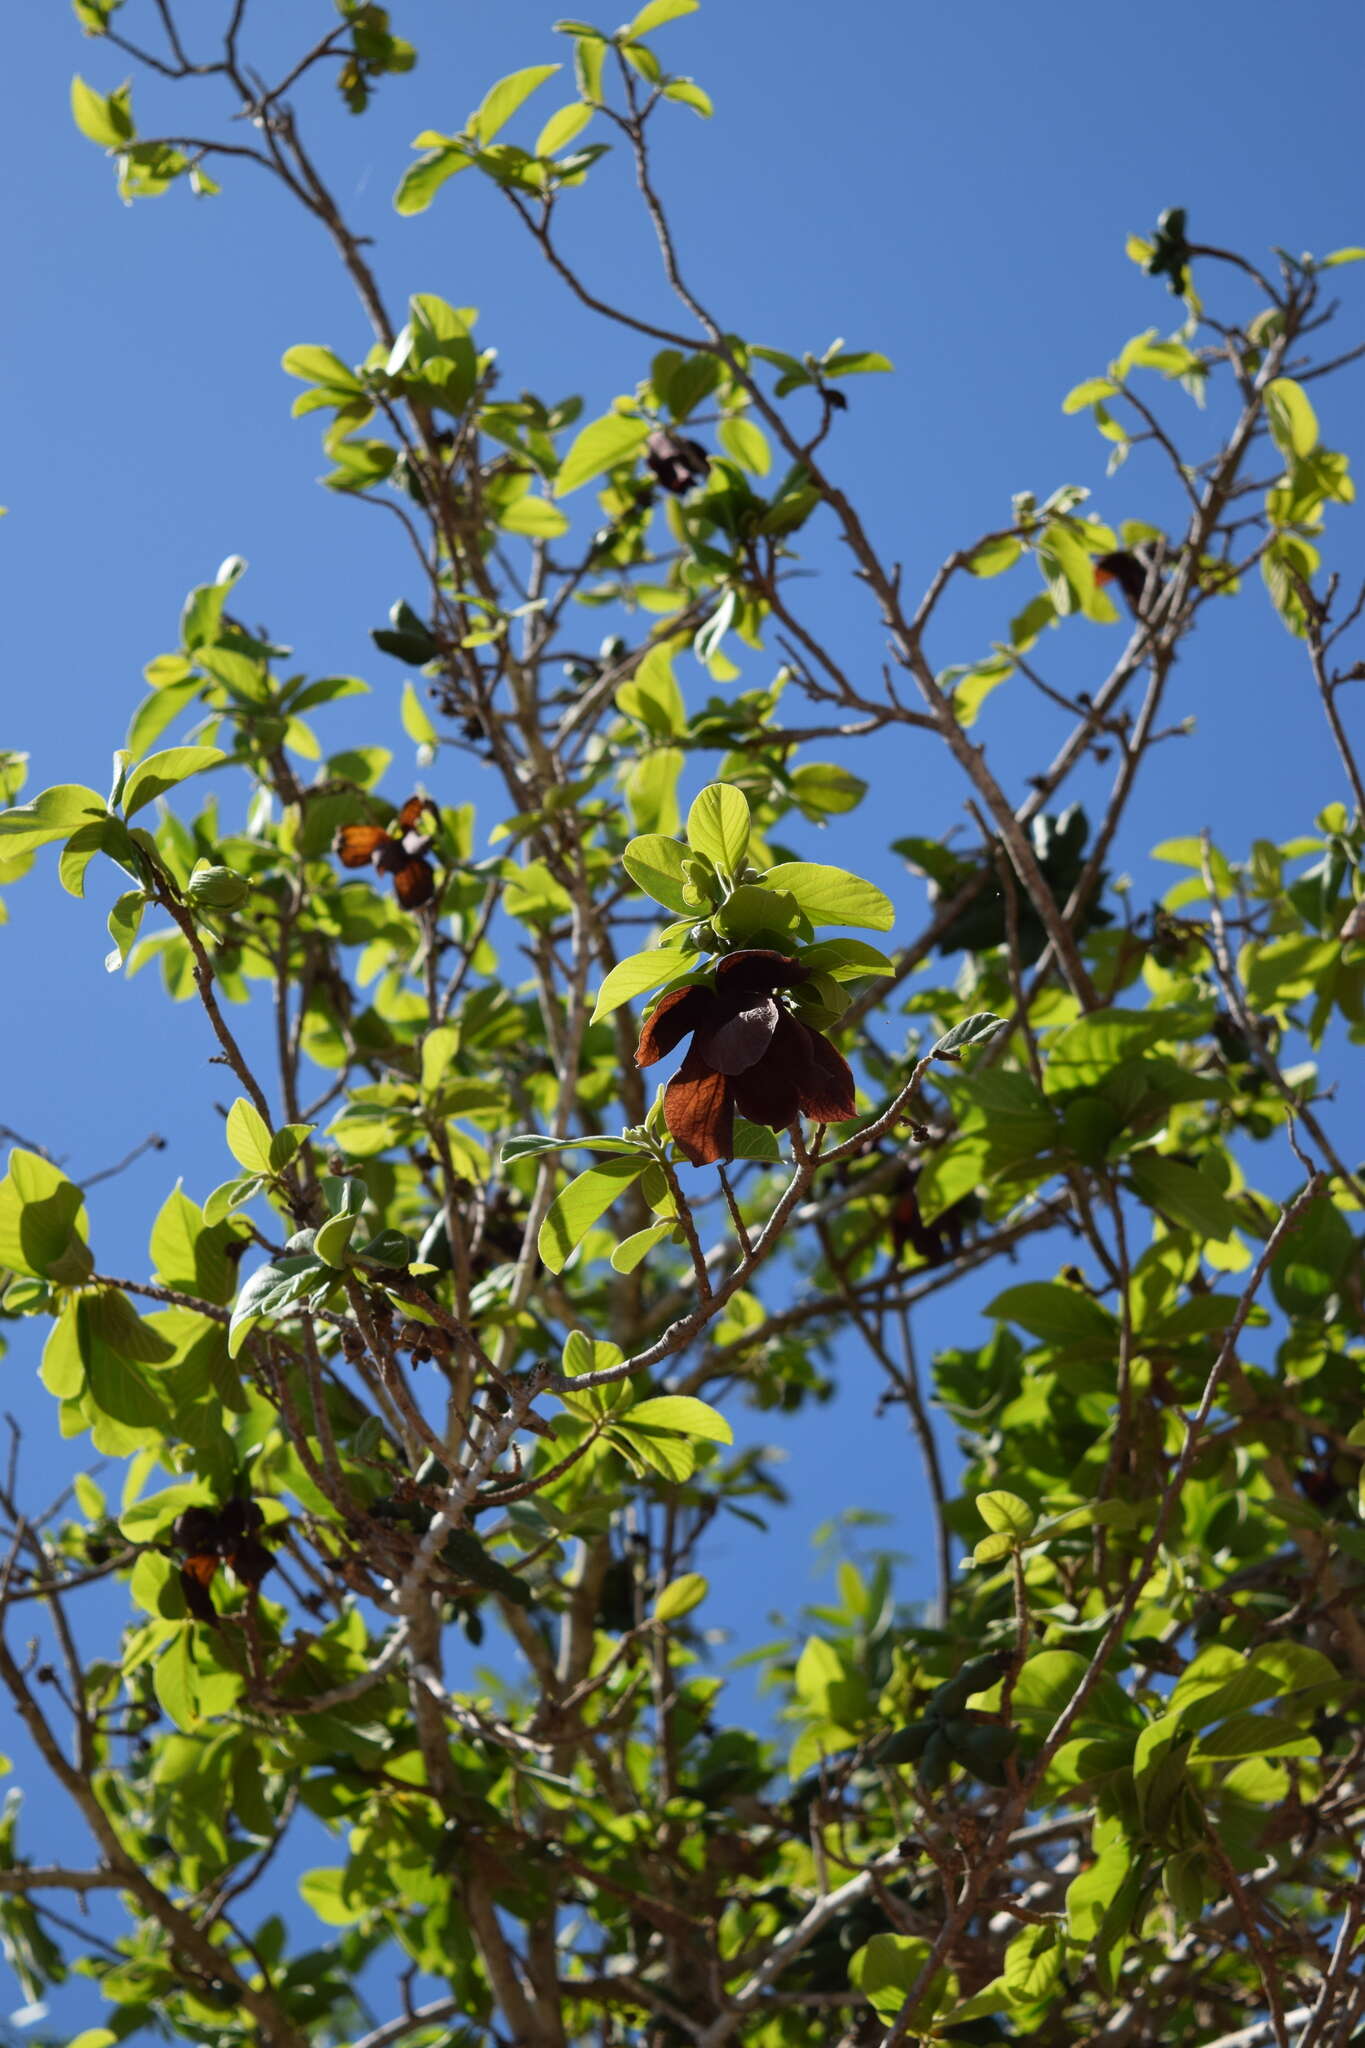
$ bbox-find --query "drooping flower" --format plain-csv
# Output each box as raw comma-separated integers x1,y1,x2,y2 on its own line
334,794,437,909
635,949,857,1166
645,428,710,495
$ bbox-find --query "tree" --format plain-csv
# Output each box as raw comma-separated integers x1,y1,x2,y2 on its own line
2,6,1364,2045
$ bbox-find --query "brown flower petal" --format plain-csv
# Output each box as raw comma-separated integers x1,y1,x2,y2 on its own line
715,949,809,997
392,857,436,910
334,823,389,869
696,996,779,1075
729,1009,807,1131
795,1020,858,1122
636,983,713,1068
665,1044,734,1165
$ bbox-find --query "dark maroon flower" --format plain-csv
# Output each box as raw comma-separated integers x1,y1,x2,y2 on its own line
1094,548,1159,614
170,1497,274,1623
645,428,710,496
635,949,857,1166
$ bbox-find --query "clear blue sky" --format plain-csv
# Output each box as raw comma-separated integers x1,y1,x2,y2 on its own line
4,0,1365,2033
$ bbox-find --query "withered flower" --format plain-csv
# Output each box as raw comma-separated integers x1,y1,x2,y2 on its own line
635,949,856,1166
645,428,710,496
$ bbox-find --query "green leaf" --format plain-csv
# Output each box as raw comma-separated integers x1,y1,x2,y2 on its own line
976,1489,1036,1537
441,1527,532,1606
225,1098,275,1176
85,1338,169,1431
281,344,361,389
149,1183,236,1305
539,1155,649,1272
121,746,226,820
40,1306,86,1399
1128,1155,1245,1243
1193,1712,1319,1760
500,1134,644,1165
621,833,694,914
628,0,698,30
1062,377,1119,414
556,411,649,494
653,1571,707,1621
58,816,124,898
471,63,561,143
849,1934,937,2024
718,416,771,475
0,784,109,861
227,1254,325,1357
85,1286,176,1364
686,783,751,875
823,350,893,376
562,1332,625,1379
1265,377,1319,461
789,763,867,818
591,948,701,1024
987,1281,1116,1343
1003,1923,1062,2003
314,1213,358,1269
611,1219,677,1271
759,862,894,931
0,1151,92,1284
203,1175,263,1227
661,77,713,116
400,681,437,745
270,1123,313,1173
496,491,570,537
71,73,134,147
951,656,1013,728
617,641,687,737
394,145,472,216
153,1630,199,1730
619,1394,732,1443
535,101,593,155
932,1011,1007,1057
967,534,1023,576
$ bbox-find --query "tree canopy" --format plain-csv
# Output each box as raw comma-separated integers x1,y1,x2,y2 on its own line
3,7,1365,2047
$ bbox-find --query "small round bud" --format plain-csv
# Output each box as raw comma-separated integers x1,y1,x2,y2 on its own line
188,865,251,911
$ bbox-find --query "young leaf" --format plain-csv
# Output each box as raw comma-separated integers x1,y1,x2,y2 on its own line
617,1394,732,1443
628,0,698,31
471,64,561,143
556,411,650,494
0,784,109,861
976,1490,1036,1537
591,949,702,1024
538,1156,649,1273
0,1151,92,1284
759,862,893,931
224,1098,275,1177
621,833,694,914
932,1011,1007,1057
686,784,750,876
653,1572,708,1622
121,747,227,820
394,146,472,216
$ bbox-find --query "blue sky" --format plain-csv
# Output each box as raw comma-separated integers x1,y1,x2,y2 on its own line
4,0,1365,2032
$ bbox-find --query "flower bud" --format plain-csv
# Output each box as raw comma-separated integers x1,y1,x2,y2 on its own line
188,865,250,911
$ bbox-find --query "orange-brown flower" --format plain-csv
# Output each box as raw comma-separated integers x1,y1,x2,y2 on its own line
635,949,856,1166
